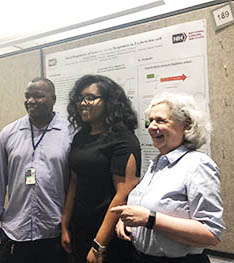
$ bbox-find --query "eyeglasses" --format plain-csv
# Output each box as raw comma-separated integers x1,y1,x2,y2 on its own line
76,94,102,105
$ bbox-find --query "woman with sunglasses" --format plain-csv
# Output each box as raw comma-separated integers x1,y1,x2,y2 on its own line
61,74,141,263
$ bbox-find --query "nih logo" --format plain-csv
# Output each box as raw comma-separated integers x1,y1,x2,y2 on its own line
172,33,187,44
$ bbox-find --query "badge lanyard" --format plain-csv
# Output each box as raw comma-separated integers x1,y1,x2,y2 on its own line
26,115,54,185
29,115,54,160
30,121,50,158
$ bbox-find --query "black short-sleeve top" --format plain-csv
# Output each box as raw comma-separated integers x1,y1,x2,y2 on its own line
69,127,141,218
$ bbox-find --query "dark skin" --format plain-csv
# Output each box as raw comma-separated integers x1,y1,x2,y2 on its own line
24,80,56,128
61,84,139,263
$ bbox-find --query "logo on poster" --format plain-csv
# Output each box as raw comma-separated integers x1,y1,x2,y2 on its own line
172,33,187,44
48,58,57,67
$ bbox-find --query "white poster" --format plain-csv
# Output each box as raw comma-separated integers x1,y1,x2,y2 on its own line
46,19,209,175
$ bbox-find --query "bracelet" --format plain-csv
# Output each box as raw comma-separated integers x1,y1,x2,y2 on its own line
146,210,156,229
92,239,106,257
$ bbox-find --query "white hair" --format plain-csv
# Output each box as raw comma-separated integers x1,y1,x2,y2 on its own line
144,92,212,150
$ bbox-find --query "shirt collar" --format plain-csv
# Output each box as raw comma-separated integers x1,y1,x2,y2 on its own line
150,145,190,170
19,113,62,131
165,145,190,166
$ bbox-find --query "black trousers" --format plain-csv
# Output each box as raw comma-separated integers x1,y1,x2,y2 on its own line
133,247,211,263
70,212,134,263
70,232,134,263
0,228,68,263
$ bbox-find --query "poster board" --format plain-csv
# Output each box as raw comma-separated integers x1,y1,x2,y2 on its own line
0,50,41,129
45,19,210,175
0,1,233,255
43,2,234,254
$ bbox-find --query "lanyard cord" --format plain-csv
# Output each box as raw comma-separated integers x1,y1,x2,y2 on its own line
29,116,54,151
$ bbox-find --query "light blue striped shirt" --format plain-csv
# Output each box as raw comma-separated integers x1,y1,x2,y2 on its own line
0,114,73,241
127,145,225,257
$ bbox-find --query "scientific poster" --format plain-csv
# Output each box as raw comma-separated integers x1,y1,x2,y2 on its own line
46,19,209,175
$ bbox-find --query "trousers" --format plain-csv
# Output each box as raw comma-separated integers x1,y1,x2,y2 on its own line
0,228,68,263
132,248,211,263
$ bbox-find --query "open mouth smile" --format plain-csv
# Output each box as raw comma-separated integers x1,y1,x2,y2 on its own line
150,130,164,140
27,105,38,111
156,134,164,139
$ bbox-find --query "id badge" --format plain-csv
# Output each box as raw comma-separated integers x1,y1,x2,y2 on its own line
25,168,36,185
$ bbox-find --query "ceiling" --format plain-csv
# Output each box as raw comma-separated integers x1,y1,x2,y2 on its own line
0,0,224,57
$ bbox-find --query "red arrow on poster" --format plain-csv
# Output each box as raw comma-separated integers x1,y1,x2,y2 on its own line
160,74,187,82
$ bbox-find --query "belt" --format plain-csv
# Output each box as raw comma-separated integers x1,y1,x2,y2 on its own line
133,249,210,263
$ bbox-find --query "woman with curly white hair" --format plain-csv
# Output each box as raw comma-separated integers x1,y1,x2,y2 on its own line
111,92,225,263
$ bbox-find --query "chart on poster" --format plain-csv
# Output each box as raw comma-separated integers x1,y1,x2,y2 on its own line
46,19,209,175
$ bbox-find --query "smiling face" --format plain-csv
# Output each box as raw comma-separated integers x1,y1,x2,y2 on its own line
78,83,105,127
148,102,185,155
24,80,56,125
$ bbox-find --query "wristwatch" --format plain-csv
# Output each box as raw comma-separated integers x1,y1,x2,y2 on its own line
146,210,156,229
92,239,106,257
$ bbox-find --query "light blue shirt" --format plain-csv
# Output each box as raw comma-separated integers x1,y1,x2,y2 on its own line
0,114,73,241
127,145,225,257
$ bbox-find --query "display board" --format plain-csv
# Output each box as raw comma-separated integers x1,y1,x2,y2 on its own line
0,1,233,255
43,2,234,254
0,50,41,129
45,19,210,177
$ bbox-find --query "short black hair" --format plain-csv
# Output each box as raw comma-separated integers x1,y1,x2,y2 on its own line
30,77,55,95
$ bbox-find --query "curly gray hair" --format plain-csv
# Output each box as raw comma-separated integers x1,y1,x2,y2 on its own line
144,92,212,150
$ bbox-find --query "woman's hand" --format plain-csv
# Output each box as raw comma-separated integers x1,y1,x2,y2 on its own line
61,228,72,254
86,248,104,263
115,219,132,241
61,170,77,254
111,205,149,227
